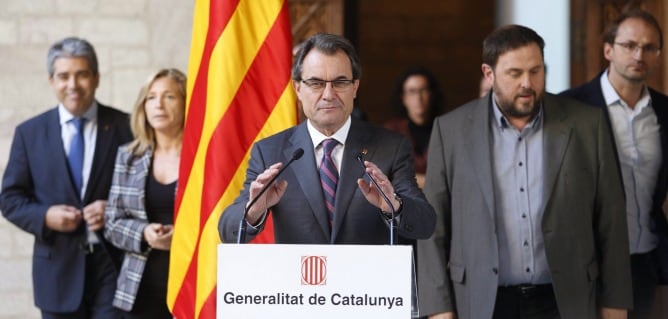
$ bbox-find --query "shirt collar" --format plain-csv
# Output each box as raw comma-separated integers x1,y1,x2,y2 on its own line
491,95,543,131
600,69,651,110
58,101,98,125
307,116,351,148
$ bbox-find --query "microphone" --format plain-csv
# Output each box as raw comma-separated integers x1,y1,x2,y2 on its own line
356,149,397,245
237,148,304,244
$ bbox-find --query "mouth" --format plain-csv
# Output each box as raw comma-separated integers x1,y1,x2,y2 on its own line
317,104,340,111
629,64,646,72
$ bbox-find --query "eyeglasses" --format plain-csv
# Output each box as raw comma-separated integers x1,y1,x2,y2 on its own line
614,41,661,56
301,78,355,92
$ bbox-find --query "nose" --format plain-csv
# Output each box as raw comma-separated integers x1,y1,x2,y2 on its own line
67,75,78,89
520,74,531,88
321,82,336,100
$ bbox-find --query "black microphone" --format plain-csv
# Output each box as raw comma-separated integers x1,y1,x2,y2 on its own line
356,149,397,245
237,148,304,244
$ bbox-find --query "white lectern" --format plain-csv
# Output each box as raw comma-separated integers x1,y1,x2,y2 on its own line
217,244,413,319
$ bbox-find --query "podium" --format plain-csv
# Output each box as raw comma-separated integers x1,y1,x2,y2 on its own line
217,244,414,318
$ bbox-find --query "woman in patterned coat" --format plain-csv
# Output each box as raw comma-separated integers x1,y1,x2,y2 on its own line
104,68,186,318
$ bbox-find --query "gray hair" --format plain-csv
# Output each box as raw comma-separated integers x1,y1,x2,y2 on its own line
47,37,98,77
291,33,361,81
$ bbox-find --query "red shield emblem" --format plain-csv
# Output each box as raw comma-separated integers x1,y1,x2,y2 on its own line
301,255,327,285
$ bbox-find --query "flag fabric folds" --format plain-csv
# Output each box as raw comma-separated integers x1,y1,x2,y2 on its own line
167,0,297,318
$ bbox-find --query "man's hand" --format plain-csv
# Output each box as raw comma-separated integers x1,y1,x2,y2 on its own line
429,312,456,319
82,200,107,232
144,223,174,251
357,160,400,212
245,162,288,224
45,205,83,232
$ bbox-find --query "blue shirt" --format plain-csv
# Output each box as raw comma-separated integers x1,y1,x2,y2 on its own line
490,100,551,285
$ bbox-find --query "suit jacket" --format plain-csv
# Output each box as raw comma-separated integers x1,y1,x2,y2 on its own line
0,103,132,312
103,145,156,311
560,73,668,239
417,93,632,319
218,118,436,244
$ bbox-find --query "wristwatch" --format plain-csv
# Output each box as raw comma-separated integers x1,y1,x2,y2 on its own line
380,192,403,219
393,192,403,214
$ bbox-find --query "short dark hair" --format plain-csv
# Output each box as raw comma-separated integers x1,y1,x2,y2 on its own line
291,33,361,81
390,66,445,118
602,9,663,49
47,37,98,77
482,24,545,69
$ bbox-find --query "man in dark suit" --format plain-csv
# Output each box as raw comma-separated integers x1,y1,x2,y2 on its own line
0,37,132,318
560,10,668,319
417,25,632,319
218,33,435,245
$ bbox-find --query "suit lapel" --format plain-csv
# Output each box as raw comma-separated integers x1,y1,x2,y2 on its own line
331,119,368,242
288,124,331,239
467,97,495,221
85,104,114,202
540,95,571,215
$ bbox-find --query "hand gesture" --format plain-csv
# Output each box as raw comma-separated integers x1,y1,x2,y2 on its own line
144,223,174,251
45,205,83,232
82,200,106,232
356,160,401,213
245,162,288,224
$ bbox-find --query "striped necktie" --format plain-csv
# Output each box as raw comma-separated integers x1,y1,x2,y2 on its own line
67,117,85,197
319,139,339,225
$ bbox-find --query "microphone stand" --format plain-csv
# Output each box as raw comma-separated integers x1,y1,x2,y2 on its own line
357,152,418,317
356,152,396,246
237,148,304,244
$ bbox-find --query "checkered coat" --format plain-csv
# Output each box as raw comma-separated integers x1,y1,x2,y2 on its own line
103,145,154,311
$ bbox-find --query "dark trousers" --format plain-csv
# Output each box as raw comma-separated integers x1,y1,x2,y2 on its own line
42,245,120,319
629,250,658,319
493,284,560,319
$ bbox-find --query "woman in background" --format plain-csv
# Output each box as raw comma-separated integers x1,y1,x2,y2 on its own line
384,66,444,188
104,68,187,318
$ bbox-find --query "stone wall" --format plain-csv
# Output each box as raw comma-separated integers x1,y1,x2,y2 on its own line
0,0,192,317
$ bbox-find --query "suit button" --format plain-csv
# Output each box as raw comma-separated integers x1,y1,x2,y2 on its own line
404,224,413,232
492,267,498,274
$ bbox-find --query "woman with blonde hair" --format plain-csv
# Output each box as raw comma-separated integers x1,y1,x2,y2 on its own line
104,68,186,318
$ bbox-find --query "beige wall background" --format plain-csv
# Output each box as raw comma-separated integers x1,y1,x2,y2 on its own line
0,0,193,317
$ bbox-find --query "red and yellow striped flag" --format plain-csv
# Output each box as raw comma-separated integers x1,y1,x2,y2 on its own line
167,0,297,318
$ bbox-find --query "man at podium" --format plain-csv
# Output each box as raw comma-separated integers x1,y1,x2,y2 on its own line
218,33,436,245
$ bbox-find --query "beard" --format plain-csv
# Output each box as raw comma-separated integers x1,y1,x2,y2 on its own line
494,86,543,119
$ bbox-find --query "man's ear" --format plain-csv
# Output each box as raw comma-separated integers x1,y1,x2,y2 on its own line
481,64,494,82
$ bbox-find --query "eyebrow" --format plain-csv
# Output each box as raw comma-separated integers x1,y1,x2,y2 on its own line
304,75,351,81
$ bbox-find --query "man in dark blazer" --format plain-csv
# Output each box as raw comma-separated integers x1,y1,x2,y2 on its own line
218,33,435,245
418,25,632,319
0,37,132,318
560,10,668,319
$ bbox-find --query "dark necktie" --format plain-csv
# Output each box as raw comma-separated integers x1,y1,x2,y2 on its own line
319,139,339,225
67,117,85,196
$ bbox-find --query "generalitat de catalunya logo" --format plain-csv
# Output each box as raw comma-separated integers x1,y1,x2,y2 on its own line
301,255,327,286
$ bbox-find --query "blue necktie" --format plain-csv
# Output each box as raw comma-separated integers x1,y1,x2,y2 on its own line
67,118,85,196
319,139,339,225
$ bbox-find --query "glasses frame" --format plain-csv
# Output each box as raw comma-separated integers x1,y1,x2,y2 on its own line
300,78,356,92
613,41,661,56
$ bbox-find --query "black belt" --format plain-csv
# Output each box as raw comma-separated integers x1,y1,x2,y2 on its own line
498,284,553,298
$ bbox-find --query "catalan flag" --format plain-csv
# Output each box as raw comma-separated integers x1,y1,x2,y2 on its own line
167,0,297,318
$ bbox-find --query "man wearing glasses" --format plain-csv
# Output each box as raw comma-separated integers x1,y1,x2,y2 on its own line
218,33,435,245
561,9,668,319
